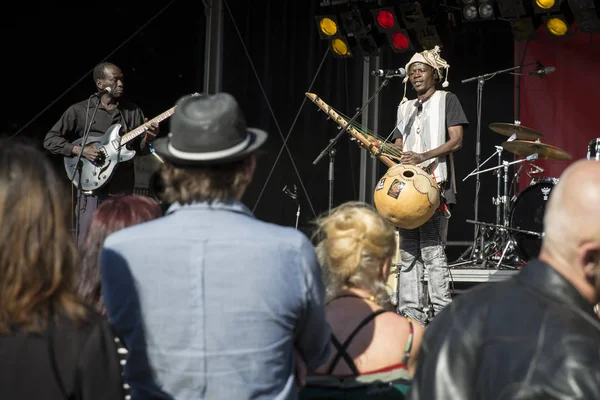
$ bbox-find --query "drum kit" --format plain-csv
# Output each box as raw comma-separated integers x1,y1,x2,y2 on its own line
452,122,573,269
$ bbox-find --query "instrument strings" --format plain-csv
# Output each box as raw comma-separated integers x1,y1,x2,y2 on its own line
333,107,404,160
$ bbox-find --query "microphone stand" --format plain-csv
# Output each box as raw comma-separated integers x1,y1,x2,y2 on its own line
72,94,102,243
460,61,538,263
312,75,395,211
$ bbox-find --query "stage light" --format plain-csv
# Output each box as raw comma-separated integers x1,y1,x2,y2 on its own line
534,0,561,13
399,2,428,29
497,0,527,17
370,6,414,53
542,14,573,36
331,37,351,56
568,0,600,33
376,9,396,29
340,8,368,36
315,15,341,39
315,14,356,57
509,17,538,40
392,32,411,50
478,0,495,19
461,0,495,20
415,26,443,50
463,4,479,19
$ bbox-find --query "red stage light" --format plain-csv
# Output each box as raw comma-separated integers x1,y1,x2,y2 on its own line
376,10,396,29
391,33,410,50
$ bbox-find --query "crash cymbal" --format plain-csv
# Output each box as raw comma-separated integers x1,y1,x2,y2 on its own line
501,140,572,161
489,122,543,140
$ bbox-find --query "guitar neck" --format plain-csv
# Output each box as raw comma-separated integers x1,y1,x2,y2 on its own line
120,106,176,145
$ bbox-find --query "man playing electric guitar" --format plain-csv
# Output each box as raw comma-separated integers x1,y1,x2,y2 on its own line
44,62,159,245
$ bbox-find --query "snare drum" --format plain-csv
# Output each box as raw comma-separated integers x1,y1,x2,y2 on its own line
510,178,558,261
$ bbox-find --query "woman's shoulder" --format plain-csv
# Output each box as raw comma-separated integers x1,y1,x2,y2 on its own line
55,302,114,340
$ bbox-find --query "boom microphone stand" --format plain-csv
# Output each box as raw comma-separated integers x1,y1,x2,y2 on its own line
72,94,102,243
459,61,538,264
312,73,397,211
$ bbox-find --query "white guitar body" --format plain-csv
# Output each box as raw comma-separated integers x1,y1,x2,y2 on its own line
64,123,135,192
62,93,200,193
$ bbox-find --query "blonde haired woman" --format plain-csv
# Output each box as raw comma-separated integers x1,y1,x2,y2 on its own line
301,201,424,399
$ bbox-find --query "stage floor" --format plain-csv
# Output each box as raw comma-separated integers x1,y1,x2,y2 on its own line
443,268,519,283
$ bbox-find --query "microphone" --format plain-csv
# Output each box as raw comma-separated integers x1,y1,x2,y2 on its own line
371,68,407,78
527,66,555,77
92,87,112,97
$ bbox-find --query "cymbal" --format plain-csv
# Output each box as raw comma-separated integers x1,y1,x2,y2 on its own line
501,140,572,161
489,122,543,140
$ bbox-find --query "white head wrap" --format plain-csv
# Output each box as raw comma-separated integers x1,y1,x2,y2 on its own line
401,45,450,103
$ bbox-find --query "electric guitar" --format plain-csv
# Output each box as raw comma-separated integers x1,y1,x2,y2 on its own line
64,93,200,192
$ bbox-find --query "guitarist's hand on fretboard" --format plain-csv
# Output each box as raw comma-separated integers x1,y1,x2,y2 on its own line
144,118,160,142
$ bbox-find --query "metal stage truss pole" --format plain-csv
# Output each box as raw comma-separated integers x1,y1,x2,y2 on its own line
359,55,380,205
203,0,223,94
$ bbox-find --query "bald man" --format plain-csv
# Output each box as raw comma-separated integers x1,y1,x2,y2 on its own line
407,160,600,399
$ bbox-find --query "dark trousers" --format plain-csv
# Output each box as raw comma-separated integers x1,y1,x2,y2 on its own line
76,192,108,247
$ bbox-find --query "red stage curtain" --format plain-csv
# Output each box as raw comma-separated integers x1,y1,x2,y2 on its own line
516,26,600,186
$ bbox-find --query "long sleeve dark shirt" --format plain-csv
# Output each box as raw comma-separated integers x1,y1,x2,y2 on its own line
44,97,150,196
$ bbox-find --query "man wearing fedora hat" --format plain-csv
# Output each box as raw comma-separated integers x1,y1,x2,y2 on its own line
391,46,469,327
100,93,331,399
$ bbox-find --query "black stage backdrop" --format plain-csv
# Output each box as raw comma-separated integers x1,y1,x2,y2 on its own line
3,1,515,260
220,0,516,260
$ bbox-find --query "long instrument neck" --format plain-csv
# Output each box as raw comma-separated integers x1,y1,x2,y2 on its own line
305,93,396,168
120,106,176,146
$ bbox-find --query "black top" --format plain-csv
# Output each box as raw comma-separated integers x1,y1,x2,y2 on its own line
408,259,600,400
43,97,149,196
0,306,125,400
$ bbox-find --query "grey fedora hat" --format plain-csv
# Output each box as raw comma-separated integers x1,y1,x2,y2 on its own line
153,92,268,165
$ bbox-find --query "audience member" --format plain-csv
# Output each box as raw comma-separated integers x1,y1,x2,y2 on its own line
0,139,124,399
300,201,424,399
77,194,162,315
100,93,331,399
408,160,600,399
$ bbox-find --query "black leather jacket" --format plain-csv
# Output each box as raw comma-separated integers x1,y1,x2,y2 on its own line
408,260,600,399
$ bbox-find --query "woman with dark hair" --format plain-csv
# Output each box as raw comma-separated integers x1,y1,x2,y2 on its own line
0,139,124,399
77,195,162,315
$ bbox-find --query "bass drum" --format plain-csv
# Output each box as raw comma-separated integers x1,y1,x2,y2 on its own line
510,178,559,261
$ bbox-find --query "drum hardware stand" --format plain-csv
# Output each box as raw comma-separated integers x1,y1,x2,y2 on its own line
454,138,515,265
465,219,542,269
312,75,395,210
282,184,300,230
450,153,539,269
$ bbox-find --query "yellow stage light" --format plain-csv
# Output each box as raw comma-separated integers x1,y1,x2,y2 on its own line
331,38,350,56
546,16,568,35
536,0,555,10
319,17,338,37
